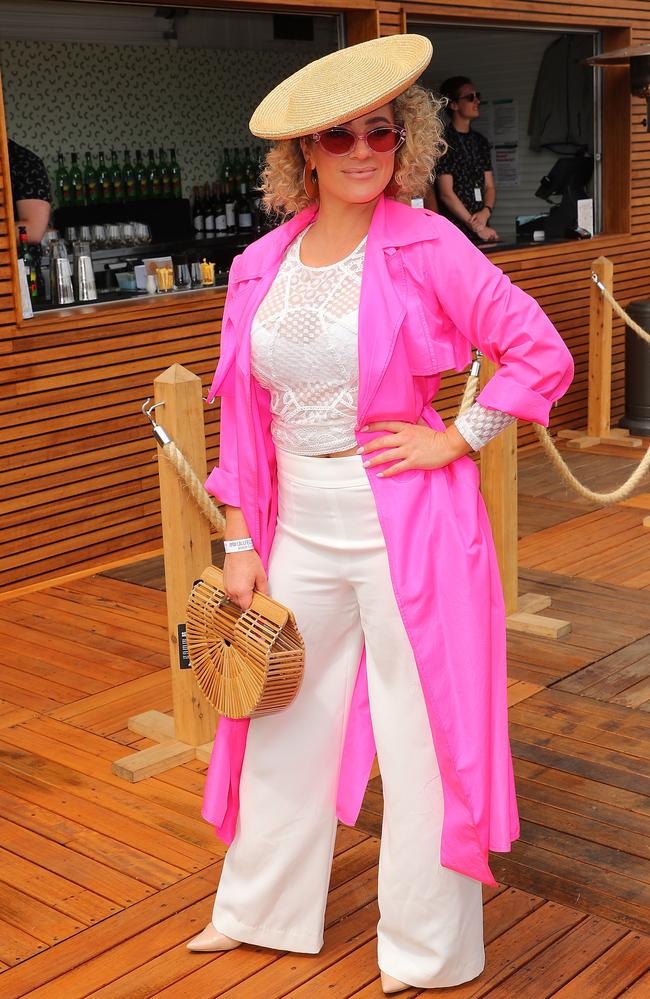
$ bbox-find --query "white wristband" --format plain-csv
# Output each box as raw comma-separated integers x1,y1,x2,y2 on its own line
223,537,254,553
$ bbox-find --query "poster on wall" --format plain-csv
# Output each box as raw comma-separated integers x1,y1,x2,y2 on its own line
493,145,519,187
482,98,520,188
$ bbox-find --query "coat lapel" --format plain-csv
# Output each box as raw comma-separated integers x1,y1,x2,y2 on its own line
357,196,437,427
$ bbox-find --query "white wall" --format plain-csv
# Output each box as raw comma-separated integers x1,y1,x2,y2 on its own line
415,23,598,241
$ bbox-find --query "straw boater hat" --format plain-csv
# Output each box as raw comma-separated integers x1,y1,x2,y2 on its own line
249,34,433,140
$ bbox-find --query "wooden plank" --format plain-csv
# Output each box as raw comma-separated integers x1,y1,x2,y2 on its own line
0,765,214,870
0,817,156,905
49,673,170,722
549,933,650,997
0,748,218,855
484,914,626,997
0,842,120,925
0,882,83,947
112,740,196,782
0,867,221,999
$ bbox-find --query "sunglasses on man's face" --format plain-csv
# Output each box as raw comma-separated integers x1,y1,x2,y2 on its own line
458,91,481,103
312,125,406,156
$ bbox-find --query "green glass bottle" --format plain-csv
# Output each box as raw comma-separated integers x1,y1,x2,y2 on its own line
158,146,171,198
109,149,124,202
147,148,161,199
220,148,233,188
69,151,84,205
97,150,111,203
55,152,72,208
135,149,149,199
169,148,182,198
84,151,99,204
123,148,137,201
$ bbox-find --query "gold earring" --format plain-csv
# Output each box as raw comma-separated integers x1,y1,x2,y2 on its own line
303,163,318,200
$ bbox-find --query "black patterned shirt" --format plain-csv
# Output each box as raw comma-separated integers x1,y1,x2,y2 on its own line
8,139,52,210
436,125,492,239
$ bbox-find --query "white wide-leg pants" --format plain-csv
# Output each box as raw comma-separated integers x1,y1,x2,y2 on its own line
212,448,485,988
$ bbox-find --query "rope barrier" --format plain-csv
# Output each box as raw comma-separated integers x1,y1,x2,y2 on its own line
457,286,650,505
592,273,650,346
143,400,225,533
160,441,225,531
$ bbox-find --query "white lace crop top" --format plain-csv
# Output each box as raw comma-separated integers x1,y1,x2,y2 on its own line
250,226,365,456
249,226,515,455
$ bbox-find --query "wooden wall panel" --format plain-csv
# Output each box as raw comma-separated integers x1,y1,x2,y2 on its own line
2,0,649,594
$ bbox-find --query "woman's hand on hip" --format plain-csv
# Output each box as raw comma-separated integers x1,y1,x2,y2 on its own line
223,550,269,610
357,420,472,478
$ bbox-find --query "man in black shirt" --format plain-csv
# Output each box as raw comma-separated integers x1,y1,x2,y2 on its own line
435,77,499,243
8,138,51,244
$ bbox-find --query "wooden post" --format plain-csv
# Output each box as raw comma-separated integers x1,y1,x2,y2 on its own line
113,363,218,781
559,257,641,449
588,256,613,439
479,358,571,639
479,359,518,615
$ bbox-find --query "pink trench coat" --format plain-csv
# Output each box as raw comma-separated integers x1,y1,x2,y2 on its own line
201,195,574,886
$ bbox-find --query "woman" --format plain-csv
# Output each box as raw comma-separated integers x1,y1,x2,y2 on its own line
188,35,573,994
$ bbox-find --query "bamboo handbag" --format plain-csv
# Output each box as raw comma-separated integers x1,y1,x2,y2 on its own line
186,565,305,719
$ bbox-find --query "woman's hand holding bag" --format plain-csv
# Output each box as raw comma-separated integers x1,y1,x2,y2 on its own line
223,550,269,610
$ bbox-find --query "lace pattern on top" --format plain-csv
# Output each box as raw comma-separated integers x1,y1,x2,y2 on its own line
250,226,365,456
454,401,516,451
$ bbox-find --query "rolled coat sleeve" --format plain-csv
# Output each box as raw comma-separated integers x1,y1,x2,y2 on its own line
430,217,574,426
204,256,243,508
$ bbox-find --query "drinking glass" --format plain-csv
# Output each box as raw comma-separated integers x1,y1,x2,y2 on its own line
120,222,136,245
106,224,122,248
134,222,151,244
49,240,74,305
91,224,107,248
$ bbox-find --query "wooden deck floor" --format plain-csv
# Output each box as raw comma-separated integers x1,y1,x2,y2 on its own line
0,442,649,996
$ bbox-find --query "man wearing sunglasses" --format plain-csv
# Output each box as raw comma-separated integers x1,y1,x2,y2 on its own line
434,77,499,243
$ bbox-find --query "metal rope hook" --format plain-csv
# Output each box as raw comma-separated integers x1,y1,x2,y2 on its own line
142,398,172,447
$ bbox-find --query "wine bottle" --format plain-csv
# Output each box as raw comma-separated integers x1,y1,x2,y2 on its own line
158,147,171,198
135,149,149,199
97,150,111,203
192,185,204,233
123,148,137,201
18,226,41,302
236,181,253,231
69,152,84,205
55,152,72,209
204,182,215,234
84,151,99,204
169,148,182,198
147,148,161,199
109,149,124,202
224,180,236,232
214,183,227,235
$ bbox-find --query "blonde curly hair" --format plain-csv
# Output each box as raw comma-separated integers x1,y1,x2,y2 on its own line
260,84,447,219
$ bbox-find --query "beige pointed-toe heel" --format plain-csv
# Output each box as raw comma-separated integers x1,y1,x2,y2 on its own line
186,923,242,953
380,970,410,994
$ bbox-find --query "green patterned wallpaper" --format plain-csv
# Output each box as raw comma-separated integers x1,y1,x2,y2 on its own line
0,39,331,199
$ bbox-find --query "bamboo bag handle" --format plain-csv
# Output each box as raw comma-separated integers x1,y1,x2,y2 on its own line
200,564,290,629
